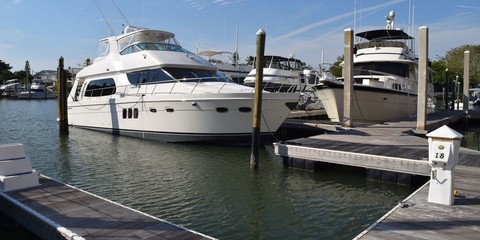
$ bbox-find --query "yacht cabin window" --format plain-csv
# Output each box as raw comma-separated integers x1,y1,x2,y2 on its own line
84,78,116,97
127,69,174,85
353,62,409,78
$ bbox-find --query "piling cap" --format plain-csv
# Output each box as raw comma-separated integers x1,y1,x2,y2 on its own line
256,29,266,35
426,125,463,140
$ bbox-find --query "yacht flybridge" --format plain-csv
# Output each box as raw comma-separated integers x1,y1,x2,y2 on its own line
67,26,299,143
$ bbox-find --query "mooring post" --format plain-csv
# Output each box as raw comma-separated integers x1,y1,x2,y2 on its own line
450,74,455,110
343,28,354,128
57,56,69,135
250,29,266,168
463,51,470,113
25,60,31,100
416,26,428,132
455,75,460,110
444,68,449,110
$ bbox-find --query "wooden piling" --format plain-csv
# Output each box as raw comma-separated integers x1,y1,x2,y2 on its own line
463,51,470,113
445,68,449,110
343,28,354,128
416,26,428,132
451,73,455,110
455,75,460,110
57,57,69,135
25,61,31,100
250,29,266,168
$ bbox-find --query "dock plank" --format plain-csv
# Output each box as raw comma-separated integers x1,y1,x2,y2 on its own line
357,166,480,240
0,176,213,240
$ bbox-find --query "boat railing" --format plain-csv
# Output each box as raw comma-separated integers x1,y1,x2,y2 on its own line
339,69,417,92
261,81,295,93
79,74,306,101
81,76,240,100
361,69,417,92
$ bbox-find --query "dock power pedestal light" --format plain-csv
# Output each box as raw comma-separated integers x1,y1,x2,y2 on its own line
426,125,463,205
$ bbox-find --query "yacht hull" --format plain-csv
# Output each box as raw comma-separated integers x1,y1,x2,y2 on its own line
314,80,417,123
68,92,298,144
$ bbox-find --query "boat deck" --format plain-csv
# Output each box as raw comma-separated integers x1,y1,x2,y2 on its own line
0,175,213,240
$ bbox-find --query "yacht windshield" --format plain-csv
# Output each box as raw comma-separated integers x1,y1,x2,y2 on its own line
126,68,230,85
118,30,189,55
163,68,230,82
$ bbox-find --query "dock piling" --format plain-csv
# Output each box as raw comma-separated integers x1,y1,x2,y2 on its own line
250,29,266,168
57,57,69,135
416,26,428,132
343,28,354,128
463,51,470,113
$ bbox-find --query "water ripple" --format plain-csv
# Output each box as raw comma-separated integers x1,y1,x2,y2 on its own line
0,100,416,239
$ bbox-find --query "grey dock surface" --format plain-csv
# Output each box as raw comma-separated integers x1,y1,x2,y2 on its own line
275,110,480,239
355,165,480,240
0,175,213,240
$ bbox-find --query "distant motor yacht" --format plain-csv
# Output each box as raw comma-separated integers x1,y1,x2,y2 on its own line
197,50,252,84
313,11,435,123
17,80,57,99
243,55,312,93
1,79,25,97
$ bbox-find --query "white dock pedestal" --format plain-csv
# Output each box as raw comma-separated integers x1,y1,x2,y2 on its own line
0,143,40,192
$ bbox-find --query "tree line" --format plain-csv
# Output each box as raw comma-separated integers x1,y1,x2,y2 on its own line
0,60,32,84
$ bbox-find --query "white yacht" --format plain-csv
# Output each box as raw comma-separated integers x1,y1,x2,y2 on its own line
314,11,435,123
1,79,25,97
67,26,299,144
243,55,312,92
17,80,57,99
197,50,252,84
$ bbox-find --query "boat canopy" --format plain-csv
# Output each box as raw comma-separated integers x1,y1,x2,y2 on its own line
198,50,234,57
117,29,182,54
355,29,413,40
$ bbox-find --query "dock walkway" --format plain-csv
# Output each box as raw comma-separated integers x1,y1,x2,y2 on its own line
274,110,480,239
355,165,480,239
275,110,480,175
0,175,213,240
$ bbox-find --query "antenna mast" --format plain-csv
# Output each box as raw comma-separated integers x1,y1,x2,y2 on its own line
353,0,356,33
93,0,115,36
111,0,131,26
234,21,239,65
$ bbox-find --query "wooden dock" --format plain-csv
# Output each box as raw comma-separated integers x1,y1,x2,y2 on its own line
0,175,214,240
275,111,479,176
355,165,480,239
274,110,480,239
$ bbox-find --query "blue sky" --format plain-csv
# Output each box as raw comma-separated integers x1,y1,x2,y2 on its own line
1,0,479,72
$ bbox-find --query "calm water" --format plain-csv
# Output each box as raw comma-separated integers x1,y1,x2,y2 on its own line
1,100,421,239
